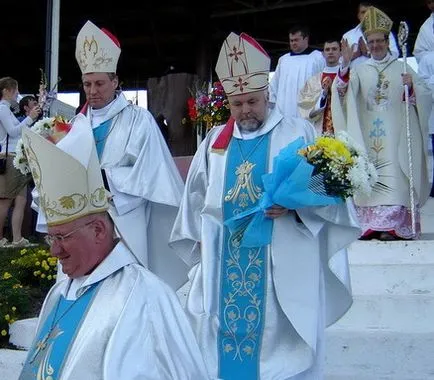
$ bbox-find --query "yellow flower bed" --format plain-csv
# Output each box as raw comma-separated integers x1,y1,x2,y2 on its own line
0,245,56,344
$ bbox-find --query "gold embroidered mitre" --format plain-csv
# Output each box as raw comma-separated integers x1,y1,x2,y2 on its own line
361,7,393,38
22,114,108,226
75,20,121,74
215,32,270,96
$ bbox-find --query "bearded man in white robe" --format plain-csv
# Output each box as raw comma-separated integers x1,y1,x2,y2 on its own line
170,32,360,380
19,116,209,380
413,0,434,61
332,7,432,240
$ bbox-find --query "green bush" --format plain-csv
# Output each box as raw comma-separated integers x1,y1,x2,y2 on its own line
0,245,56,345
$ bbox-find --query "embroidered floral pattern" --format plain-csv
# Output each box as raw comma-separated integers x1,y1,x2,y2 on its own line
221,230,265,361
369,118,386,160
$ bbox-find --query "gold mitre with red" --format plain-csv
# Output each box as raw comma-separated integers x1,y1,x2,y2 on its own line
361,7,393,38
215,32,270,96
22,114,109,226
75,20,121,74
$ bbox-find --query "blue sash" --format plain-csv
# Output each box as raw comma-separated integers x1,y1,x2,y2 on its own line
218,133,270,380
20,284,99,380
92,119,113,159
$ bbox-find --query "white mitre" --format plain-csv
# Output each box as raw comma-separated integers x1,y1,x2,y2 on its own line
75,20,121,74
22,114,109,227
215,32,270,96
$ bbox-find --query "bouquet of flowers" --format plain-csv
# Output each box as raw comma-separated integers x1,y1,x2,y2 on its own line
183,81,231,133
225,131,381,248
298,131,379,200
13,116,71,175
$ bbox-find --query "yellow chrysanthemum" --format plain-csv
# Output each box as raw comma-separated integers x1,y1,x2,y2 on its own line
1,330,7,336
315,137,353,164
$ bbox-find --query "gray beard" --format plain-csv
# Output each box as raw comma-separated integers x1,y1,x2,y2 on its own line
238,118,263,132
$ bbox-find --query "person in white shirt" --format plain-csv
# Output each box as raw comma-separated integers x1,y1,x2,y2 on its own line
341,2,399,67
0,77,41,247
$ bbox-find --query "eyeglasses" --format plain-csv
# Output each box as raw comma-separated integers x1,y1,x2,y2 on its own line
44,221,94,247
367,38,387,46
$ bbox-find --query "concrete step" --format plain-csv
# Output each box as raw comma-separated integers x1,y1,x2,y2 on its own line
0,349,27,380
348,239,434,296
350,263,434,296
325,329,434,379
348,239,434,265
337,295,434,332
9,318,37,350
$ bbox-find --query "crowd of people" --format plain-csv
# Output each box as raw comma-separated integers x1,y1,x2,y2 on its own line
0,1,432,379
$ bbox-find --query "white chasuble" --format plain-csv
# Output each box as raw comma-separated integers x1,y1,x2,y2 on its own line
170,108,361,379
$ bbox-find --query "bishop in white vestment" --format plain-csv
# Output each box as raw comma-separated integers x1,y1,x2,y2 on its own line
171,32,361,380
19,115,209,380
36,20,189,290
332,7,432,240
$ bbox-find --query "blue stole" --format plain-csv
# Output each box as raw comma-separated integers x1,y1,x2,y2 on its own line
218,133,270,380
19,284,99,380
92,119,113,159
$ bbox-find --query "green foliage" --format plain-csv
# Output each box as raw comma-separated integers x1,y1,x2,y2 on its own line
0,245,56,345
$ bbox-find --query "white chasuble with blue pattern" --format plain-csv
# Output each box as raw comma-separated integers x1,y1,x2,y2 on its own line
20,284,99,380
92,120,113,159
219,133,270,380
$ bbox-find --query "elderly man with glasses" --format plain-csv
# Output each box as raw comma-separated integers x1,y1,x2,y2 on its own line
332,6,432,241
18,115,209,380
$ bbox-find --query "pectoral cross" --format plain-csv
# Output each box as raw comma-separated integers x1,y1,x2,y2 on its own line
29,325,62,364
29,333,50,364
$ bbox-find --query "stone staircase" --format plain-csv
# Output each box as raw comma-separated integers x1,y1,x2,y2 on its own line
2,199,434,379
325,197,434,380
325,239,434,380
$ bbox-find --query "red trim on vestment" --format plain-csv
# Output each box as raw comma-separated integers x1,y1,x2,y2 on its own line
338,67,350,82
211,117,235,151
79,102,89,115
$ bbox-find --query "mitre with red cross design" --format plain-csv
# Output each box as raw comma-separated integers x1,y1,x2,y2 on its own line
215,32,270,96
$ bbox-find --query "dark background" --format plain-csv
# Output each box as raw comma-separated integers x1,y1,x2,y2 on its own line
1,0,429,93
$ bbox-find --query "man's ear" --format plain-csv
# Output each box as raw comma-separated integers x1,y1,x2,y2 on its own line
112,76,119,90
93,219,108,243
